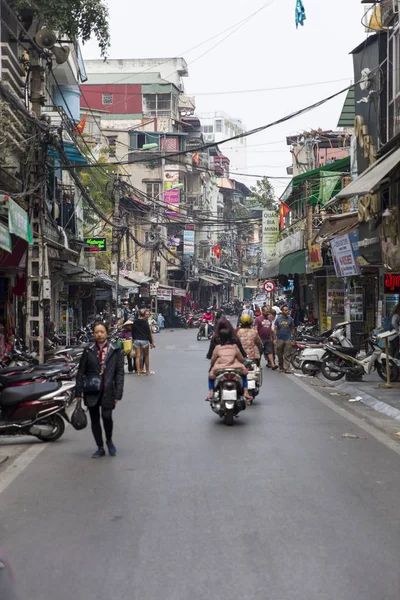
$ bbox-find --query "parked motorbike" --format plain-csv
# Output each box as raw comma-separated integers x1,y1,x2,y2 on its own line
0,379,75,441
298,322,353,375
209,368,246,425
197,320,214,341
246,359,263,403
320,330,400,382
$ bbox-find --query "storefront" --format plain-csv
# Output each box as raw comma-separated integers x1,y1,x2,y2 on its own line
173,287,186,314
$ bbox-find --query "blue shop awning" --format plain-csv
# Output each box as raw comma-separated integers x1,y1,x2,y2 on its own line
48,141,87,165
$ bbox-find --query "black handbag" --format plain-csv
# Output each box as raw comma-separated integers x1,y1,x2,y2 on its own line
83,374,102,393
70,398,88,430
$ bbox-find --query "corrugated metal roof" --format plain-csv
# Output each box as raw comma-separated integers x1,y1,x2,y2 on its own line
337,88,355,128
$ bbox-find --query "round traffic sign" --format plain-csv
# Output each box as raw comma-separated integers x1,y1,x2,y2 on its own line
263,280,275,293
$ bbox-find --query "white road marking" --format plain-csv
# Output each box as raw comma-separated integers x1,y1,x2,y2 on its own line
292,375,400,457
0,443,49,497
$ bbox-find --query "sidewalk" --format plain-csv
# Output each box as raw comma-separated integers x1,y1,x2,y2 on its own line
295,370,400,421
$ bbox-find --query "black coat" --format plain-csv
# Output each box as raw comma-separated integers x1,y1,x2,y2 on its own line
75,343,125,410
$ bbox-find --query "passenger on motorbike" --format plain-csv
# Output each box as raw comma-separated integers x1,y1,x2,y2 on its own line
207,328,251,402
236,314,263,363
206,318,246,360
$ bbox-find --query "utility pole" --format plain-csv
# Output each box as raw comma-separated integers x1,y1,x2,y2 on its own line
111,178,121,311
25,52,47,362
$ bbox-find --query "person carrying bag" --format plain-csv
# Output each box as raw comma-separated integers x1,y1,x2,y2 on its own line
75,321,125,458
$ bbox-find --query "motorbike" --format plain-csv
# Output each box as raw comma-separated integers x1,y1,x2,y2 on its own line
197,320,214,341
47,346,85,364
297,322,353,375
209,368,246,425
246,359,263,403
0,379,75,441
148,314,159,334
320,330,400,382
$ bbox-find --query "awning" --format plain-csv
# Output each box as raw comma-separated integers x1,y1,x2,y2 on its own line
199,275,223,286
119,271,153,285
260,258,280,279
336,147,400,199
119,276,139,289
279,250,306,276
313,212,359,243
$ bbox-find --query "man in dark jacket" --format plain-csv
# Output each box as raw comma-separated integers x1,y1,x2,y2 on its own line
76,322,124,458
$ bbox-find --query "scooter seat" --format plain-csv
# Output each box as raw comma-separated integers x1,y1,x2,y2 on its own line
0,373,44,386
0,365,35,375
330,345,358,356
0,382,61,407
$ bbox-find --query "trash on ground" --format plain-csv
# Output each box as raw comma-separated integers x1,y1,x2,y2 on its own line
348,396,362,403
395,432,400,437
330,392,340,396
342,433,365,439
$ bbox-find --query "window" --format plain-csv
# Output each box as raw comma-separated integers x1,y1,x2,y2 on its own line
130,132,159,149
107,135,117,157
145,181,161,201
157,94,171,111
215,119,222,133
102,93,113,105
142,93,173,115
143,94,157,112
202,125,214,134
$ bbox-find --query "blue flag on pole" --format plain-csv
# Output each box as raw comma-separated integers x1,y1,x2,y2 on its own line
295,0,306,28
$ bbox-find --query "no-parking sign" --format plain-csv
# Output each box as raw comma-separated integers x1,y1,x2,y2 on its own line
263,280,275,293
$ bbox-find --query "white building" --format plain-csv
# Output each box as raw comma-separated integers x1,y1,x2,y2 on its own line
197,111,247,180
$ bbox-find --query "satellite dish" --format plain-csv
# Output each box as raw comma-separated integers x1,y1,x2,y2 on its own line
35,28,70,65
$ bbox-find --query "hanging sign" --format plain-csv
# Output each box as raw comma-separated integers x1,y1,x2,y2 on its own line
157,287,172,301
84,237,107,252
8,198,33,244
330,234,360,277
384,273,400,295
262,210,279,261
263,280,275,293
183,228,195,255
0,223,12,253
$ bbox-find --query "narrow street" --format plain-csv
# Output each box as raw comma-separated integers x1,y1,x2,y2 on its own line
0,329,400,600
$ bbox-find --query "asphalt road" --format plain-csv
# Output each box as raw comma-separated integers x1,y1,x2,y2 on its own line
1,328,400,600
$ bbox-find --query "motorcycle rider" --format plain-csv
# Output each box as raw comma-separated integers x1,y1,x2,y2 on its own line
236,314,263,364
206,318,246,360
207,327,251,402
201,307,214,337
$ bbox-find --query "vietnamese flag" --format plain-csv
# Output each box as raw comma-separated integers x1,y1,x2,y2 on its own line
74,112,88,134
212,243,221,259
279,201,291,229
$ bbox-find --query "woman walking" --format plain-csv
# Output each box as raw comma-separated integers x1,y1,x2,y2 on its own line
131,309,155,376
76,322,124,458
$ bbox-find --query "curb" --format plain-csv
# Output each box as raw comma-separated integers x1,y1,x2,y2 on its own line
335,381,400,421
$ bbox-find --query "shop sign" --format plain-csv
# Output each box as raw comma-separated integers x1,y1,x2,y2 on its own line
157,287,172,301
183,228,195,255
95,288,111,301
173,288,186,297
331,234,360,277
326,277,345,316
164,169,180,217
384,273,400,295
0,223,12,253
150,283,159,296
275,230,303,257
262,210,279,260
8,198,33,244
84,237,107,252
308,241,323,270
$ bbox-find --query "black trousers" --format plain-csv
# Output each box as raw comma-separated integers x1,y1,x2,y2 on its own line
88,400,113,447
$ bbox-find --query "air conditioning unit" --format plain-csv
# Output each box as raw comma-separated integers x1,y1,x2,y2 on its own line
204,134,215,142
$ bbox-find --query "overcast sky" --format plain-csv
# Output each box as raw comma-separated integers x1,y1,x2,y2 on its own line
82,0,367,196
